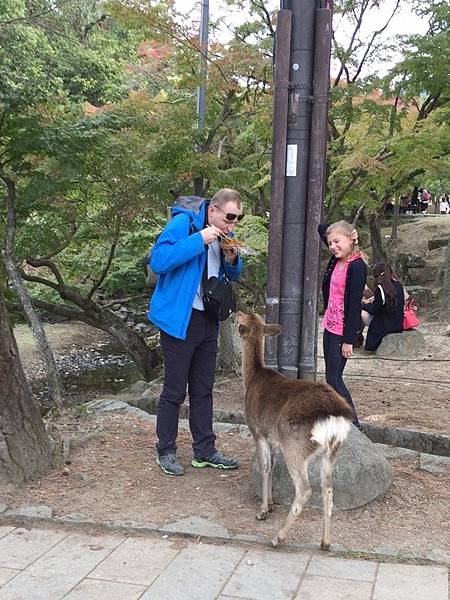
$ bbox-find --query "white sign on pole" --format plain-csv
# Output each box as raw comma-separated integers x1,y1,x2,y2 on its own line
286,144,297,177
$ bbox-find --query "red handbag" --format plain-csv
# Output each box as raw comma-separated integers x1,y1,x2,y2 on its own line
403,298,420,330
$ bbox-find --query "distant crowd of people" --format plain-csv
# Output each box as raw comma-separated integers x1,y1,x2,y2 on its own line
389,189,450,215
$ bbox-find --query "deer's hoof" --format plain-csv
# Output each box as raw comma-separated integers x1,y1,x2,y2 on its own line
256,510,269,521
320,541,330,551
272,534,285,548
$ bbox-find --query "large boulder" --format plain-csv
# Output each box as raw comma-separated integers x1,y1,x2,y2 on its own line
404,285,432,308
376,329,425,358
405,254,426,268
428,237,449,251
408,265,440,286
251,426,393,510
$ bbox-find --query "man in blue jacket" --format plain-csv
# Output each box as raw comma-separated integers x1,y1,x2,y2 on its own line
148,189,243,475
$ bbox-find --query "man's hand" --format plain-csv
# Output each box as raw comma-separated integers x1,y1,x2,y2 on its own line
222,246,238,264
200,225,222,245
342,343,353,359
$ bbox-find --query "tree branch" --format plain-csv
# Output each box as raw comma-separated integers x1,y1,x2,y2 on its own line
87,216,121,300
26,257,65,287
202,89,236,152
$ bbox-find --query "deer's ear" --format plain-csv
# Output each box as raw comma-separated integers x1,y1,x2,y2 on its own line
263,324,283,337
238,324,250,337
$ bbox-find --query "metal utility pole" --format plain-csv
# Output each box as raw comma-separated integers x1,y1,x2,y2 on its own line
265,10,292,369
298,3,333,380
194,0,209,196
277,0,316,378
266,0,332,380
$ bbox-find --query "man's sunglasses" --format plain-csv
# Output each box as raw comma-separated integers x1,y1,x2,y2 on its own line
212,204,244,222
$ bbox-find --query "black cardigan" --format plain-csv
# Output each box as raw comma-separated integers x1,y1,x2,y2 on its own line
319,224,367,345
363,280,404,351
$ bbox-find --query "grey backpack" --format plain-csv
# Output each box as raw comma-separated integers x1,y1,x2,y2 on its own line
145,196,205,290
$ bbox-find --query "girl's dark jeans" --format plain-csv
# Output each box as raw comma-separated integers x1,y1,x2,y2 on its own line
323,328,359,425
156,309,219,459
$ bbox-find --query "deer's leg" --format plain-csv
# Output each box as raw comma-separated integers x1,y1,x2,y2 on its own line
272,453,311,547
255,437,274,520
320,445,340,551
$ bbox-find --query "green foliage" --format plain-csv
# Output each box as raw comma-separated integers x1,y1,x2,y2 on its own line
2,0,449,313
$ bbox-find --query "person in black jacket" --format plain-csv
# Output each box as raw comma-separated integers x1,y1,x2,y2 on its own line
362,262,404,351
319,221,367,428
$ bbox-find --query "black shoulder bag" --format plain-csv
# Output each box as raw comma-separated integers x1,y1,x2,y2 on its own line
202,246,236,321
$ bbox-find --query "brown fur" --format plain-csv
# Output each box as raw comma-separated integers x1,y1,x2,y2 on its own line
236,311,353,549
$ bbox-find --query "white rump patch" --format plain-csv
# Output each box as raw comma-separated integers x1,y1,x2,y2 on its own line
310,416,351,447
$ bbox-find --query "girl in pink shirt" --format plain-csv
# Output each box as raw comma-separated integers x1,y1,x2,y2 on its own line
319,221,367,428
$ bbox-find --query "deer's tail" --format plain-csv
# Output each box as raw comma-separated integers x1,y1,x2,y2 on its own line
310,416,351,450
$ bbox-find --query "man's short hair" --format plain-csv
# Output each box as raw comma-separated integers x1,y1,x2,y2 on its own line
211,188,242,209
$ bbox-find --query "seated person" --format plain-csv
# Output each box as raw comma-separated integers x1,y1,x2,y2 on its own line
361,262,404,351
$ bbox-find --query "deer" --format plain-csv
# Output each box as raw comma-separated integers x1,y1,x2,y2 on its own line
236,311,354,550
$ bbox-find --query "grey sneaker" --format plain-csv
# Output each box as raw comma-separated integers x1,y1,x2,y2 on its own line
156,453,184,476
191,451,238,470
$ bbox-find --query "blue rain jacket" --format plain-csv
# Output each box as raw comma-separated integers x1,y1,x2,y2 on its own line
147,197,242,339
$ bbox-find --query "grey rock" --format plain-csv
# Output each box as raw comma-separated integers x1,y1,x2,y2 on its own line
251,426,393,510
213,422,240,434
129,396,158,413
8,505,53,519
55,512,90,523
406,254,426,268
85,399,156,422
408,265,439,285
129,380,151,395
0,503,8,514
446,325,450,337
238,425,252,439
419,453,450,475
375,444,419,460
428,237,449,251
141,387,161,400
104,519,158,533
140,377,163,398
376,330,425,358
404,285,431,308
363,423,450,457
213,408,246,425
161,516,231,539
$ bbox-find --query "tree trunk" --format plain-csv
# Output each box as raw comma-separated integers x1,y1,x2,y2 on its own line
218,318,241,373
441,235,450,319
2,175,65,407
0,293,54,484
388,197,400,266
368,213,388,262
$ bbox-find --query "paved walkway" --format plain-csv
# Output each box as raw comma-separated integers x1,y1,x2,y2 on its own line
0,524,447,600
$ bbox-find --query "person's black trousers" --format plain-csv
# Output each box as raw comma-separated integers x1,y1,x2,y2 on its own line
323,329,359,424
156,309,219,459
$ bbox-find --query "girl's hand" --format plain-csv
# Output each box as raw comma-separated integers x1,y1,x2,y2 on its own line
342,343,353,359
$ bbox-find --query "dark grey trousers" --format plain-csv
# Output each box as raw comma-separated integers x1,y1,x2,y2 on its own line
156,309,218,459
323,328,358,424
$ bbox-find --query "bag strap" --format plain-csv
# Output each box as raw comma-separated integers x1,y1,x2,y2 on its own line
200,203,227,290
202,243,226,289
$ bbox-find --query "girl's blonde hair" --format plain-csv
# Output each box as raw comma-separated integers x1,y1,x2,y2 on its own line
326,220,366,260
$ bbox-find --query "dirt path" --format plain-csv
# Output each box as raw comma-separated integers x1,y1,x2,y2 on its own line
14,319,450,434
1,412,448,561
8,321,450,561
215,321,450,434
